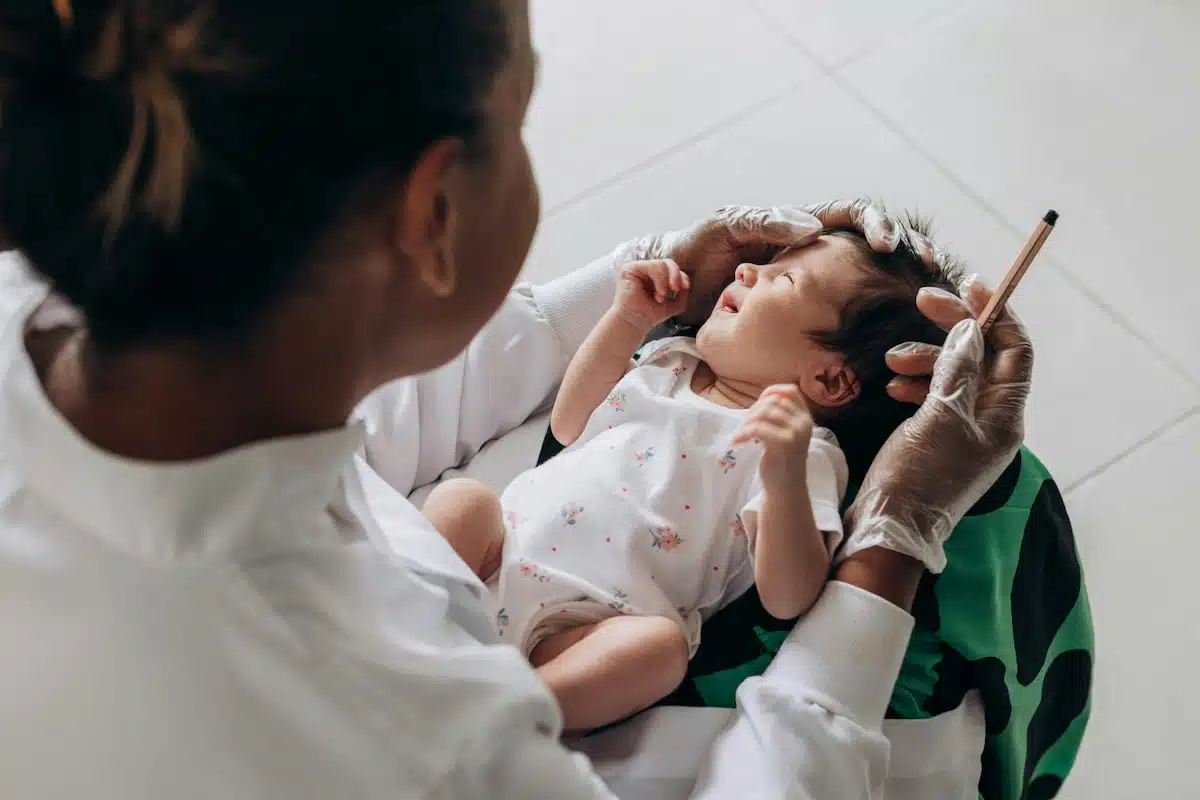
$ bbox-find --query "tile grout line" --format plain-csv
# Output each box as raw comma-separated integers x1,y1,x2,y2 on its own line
749,1,1200,390
541,78,810,222
1062,404,1200,494
749,0,973,75
834,81,1200,389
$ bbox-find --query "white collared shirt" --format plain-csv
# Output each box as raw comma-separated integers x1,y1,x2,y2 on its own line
0,249,962,799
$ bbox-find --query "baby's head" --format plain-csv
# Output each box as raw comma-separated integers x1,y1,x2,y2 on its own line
696,217,963,482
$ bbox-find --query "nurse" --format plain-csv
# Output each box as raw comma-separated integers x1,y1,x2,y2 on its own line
0,1,1032,798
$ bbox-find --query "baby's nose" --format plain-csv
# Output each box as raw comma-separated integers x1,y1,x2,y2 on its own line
736,263,758,286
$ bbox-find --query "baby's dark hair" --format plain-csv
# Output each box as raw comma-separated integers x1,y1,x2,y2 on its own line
816,215,964,485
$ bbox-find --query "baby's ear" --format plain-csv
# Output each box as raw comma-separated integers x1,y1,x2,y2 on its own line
812,362,860,408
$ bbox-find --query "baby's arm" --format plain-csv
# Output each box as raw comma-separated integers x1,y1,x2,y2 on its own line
550,260,688,445
734,385,838,620
549,310,650,446
752,487,833,620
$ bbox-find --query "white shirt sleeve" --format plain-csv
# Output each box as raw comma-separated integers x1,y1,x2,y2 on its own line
740,429,850,554
355,255,617,495
691,582,915,799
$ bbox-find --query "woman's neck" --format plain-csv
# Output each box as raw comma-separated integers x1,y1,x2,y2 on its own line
29,309,370,463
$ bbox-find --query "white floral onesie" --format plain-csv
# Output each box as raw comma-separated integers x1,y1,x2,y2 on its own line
493,338,848,658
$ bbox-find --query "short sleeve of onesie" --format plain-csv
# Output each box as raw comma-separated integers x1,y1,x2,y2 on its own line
740,427,849,554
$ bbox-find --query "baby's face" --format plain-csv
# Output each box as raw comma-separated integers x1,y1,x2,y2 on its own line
696,235,865,392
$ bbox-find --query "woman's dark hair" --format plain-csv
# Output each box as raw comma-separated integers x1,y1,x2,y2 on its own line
0,0,509,349
816,217,965,486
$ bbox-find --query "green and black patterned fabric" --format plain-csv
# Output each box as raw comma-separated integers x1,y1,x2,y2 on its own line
537,406,1093,800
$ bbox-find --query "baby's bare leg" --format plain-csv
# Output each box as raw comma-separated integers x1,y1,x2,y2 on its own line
530,615,689,733
422,478,505,581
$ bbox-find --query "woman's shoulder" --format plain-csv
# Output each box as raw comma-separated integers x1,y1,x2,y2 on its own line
0,536,561,795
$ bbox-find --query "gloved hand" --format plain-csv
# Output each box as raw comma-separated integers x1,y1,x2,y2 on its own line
800,197,902,253
611,199,899,325
840,280,1034,573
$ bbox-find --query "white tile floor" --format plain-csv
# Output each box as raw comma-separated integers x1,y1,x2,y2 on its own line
522,1,1200,796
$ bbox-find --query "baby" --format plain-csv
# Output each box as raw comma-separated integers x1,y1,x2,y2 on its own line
424,222,961,732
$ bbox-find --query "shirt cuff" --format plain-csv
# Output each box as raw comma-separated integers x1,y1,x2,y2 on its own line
812,500,844,551
763,581,914,730
529,252,620,356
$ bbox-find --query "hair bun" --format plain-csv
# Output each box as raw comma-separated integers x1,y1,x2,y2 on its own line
0,2,77,108
3,2,233,231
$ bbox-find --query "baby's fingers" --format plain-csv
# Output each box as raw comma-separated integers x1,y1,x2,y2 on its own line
646,265,672,301
744,403,794,430
648,261,686,302
732,420,773,446
664,260,688,296
626,260,678,301
663,284,690,315
761,383,804,403
663,263,690,303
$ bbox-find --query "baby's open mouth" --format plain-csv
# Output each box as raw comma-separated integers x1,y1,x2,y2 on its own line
718,290,739,314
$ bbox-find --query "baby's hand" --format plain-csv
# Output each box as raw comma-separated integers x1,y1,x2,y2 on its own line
733,385,814,495
615,259,690,330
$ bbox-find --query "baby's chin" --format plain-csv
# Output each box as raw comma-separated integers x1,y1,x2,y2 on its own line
693,322,730,367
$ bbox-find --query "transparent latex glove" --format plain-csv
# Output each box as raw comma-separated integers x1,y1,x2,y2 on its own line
611,199,899,325
840,280,1034,573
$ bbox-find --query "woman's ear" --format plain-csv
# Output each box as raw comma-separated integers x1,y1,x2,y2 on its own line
804,361,860,409
391,138,464,299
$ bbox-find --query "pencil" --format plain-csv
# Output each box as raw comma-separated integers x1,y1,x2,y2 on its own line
976,210,1058,333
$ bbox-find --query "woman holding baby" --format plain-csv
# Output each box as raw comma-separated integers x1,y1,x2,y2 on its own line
0,1,1032,798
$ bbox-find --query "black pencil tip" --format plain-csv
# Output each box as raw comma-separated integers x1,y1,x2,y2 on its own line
1044,209,1059,226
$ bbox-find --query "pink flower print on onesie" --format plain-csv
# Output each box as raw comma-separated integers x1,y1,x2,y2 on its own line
672,365,687,377
561,503,584,526
517,559,551,583
650,526,684,551
505,510,519,529
606,390,627,412
717,449,738,474
731,514,747,538
634,446,656,467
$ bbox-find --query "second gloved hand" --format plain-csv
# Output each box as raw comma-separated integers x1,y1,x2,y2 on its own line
840,283,1034,573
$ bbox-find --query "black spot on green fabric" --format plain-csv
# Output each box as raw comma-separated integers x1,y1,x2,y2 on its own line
980,739,1005,800
1012,480,1081,685
966,450,1024,516
1022,775,1063,800
1024,649,1091,791
923,648,1013,732
923,642,969,716
973,657,1013,736
912,572,940,633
